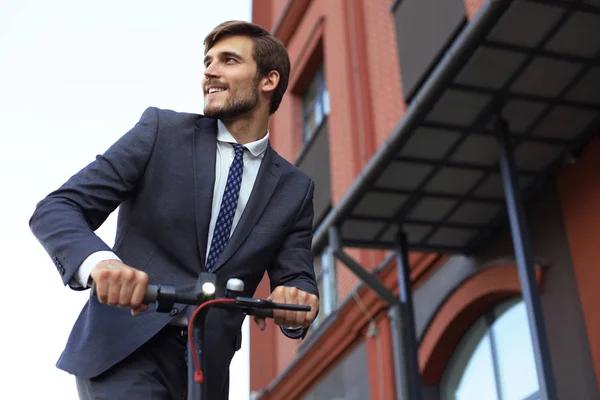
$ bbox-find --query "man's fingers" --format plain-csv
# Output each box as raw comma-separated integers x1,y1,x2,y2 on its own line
131,304,148,317
106,270,122,306
307,294,319,324
267,286,320,328
92,260,149,311
273,309,285,325
270,287,285,325
130,271,149,308
253,316,266,331
295,291,308,327
94,281,107,304
118,268,136,307
284,287,296,325
93,267,112,304
270,286,285,302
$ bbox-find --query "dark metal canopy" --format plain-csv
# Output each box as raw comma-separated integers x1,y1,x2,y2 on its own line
313,0,600,254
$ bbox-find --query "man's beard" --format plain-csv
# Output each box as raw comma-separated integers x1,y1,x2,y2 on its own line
204,78,259,120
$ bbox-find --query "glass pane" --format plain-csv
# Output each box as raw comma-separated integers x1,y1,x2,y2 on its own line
303,65,329,144
443,318,499,400
304,110,317,143
303,95,318,118
492,300,539,400
315,100,323,128
322,89,330,115
320,250,336,316
313,278,325,329
303,74,319,109
314,251,323,276
312,253,323,328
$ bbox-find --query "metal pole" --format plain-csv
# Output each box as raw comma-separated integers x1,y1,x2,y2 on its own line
496,117,558,400
329,227,399,305
329,226,411,400
396,231,422,400
388,305,410,400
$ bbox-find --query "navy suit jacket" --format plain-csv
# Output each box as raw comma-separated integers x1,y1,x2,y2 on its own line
29,107,319,392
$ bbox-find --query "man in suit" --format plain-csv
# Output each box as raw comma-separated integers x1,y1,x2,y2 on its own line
29,20,319,399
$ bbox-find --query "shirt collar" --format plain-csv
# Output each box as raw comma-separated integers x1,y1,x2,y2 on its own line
217,120,269,157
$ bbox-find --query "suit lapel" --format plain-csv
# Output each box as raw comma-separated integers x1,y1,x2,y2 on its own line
210,145,282,273
193,118,218,270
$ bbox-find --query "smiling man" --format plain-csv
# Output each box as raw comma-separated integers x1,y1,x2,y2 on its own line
29,21,319,400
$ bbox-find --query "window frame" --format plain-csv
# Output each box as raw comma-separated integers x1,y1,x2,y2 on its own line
440,297,541,400
302,64,330,145
311,246,337,331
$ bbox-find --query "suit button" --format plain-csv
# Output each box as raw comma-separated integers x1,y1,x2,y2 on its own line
169,308,179,316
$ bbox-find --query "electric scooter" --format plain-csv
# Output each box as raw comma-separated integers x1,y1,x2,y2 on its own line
92,272,310,400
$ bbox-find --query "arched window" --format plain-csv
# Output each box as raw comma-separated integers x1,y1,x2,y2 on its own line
441,297,540,400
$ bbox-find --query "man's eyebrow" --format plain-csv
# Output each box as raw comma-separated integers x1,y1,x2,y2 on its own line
204,51,244,65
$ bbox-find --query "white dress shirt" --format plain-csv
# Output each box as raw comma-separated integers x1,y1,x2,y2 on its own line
74,119,269,296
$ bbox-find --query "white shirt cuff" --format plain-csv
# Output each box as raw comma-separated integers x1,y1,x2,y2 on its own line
75,251,121,288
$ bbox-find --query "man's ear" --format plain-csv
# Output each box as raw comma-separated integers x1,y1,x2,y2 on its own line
261,70,280,95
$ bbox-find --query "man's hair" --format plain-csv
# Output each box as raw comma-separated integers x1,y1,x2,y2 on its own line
204,21,290,115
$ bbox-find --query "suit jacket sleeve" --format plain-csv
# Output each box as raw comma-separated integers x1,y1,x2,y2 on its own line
29,107,159,289
267,179,320,339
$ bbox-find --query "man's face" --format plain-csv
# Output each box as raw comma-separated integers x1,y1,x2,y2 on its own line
202,35,261,120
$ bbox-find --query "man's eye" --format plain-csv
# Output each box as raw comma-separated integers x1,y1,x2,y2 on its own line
226,58,236,63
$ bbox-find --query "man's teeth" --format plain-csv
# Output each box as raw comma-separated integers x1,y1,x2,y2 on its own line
208,88,225,94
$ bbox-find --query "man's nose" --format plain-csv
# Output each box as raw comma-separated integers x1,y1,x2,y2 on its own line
204,62,220,79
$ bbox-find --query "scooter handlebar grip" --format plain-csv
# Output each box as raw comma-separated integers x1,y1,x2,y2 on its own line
252,309,274,319
91,282,159,304
143,284,159,303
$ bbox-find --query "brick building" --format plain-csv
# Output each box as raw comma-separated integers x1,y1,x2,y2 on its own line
248,0,600,399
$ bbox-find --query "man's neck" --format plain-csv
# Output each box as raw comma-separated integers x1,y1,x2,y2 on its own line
221,114,269,145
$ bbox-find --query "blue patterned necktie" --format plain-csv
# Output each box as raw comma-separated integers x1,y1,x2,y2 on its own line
206,143,245,272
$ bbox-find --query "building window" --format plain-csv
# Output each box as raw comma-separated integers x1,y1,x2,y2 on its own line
441,297,540,400
311,246,337,330
302,65,330,144
302,340,370,400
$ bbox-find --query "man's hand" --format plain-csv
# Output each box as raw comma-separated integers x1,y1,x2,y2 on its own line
254,286,319,331
91,260,149,316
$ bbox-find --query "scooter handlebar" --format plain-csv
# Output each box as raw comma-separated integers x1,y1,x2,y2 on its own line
90,282,311,318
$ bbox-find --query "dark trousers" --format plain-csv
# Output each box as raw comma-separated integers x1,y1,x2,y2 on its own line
76,325,188,400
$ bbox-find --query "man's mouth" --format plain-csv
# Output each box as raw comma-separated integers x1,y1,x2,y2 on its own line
207,87,227,97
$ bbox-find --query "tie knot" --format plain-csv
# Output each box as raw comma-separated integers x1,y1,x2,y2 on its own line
232,143,244,159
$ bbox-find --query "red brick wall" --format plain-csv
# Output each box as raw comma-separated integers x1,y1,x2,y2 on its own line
269,0,324,163
366,313,398,399
248,275,278,392
271,0,288,29
251,0,295,391
363,0,406,148
252,1,272,31
332,0,406,306
260,0,393,304
250,0,486,392
321,0,367,203
556,135,600,387
252,0,411,378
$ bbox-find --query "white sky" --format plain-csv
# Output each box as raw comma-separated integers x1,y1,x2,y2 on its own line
0,1,253,398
